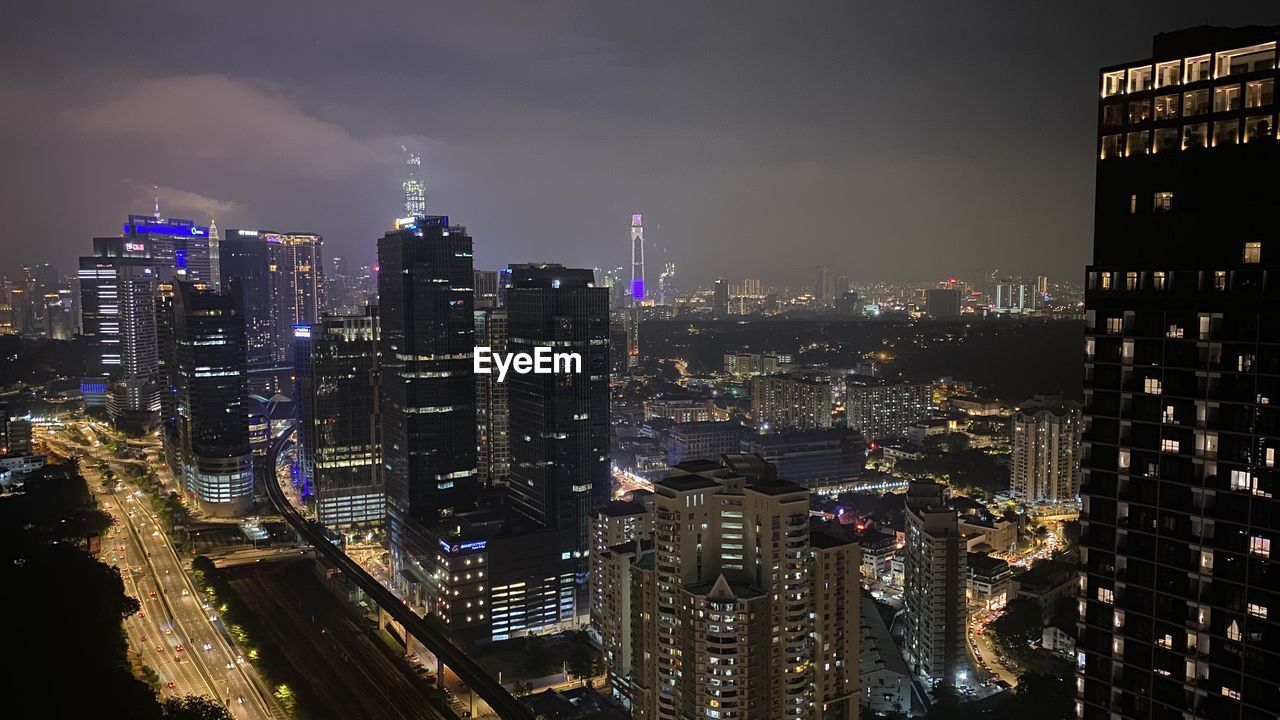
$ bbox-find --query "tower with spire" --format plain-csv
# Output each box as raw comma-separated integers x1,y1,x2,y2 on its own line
402,147,426,218
208,218,221,289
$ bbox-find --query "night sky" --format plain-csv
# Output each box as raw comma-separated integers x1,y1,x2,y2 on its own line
2,2,1277,286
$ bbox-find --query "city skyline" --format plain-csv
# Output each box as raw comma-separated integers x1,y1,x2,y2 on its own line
5,3,1279,287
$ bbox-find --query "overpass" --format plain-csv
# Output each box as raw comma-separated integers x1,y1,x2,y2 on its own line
263,469,534,720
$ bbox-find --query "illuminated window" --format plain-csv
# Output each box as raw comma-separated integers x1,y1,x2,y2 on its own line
1122,339,1134,359
1244,115,1275,142
1129,195,1138,214
1127,66,1152,93
1100,273,1113,290
1155,61,1180,89
1127,131,1150,156
1106,317,1123,335
1098,587,1114,605
1101,134,1123,159
1145,377,1162,395
1153,192,1173,212
1125,272,1139,290
1248,603,1268,620
1102,70,1125,97
1166,324,1184,339
1231,470,1252,492
1213,271,1227,291
1154,127,1179,153
1213,120,1239,147
1250,536,1271,559
1183,89,1210,116
1127,99,1151,124
1243,242,1261,264
1152,271,1167,290
1215,43,1276,78
1184,55,1211,83
1161,438,1180,453
1213,85,1242,112
1183,122,1208,149
1245,79,1274,108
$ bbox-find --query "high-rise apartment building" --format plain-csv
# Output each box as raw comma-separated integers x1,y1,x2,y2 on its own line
1010,395,1082,503
901,481,966,687
474,307,509,489
1080,27,1280,720
294,310,383,530
506,263,610,622
625,456,860,720
589,497,655,707
171,282,252,517
845,380,932,441
752,372,833,431
377,215,479,589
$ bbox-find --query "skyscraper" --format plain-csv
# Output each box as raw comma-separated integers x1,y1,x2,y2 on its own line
208,219,221,289
474,269,500,309
78,247,160,430
219,229,324,393
1080,27,1279,720
474,307,509,489
377,215,478,581
1010,395,1082,503
171,282,252,517
294,310,383,530
505,263,610,621
114,214,215,284
902,481,966,687
402,149,426,218
713,277,729,317
657,262,675,306
630,213,645,303
815,264,834,306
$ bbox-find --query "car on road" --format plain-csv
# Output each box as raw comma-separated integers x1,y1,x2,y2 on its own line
149,591,157,598
167,681,176,689
202,643,212,651
175,645,184,652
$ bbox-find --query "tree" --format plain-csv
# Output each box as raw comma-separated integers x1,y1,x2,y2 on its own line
512,680,534,697
566,642,601,684
988,597,1044,669
161,696,234,720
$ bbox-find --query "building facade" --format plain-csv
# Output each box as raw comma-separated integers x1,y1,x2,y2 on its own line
1010,396,1083,503
1080,27,1280,720
294,311,383,530
505,263,610,623
171,282,252,517
752,372,833,431
846,381,932,441
474,308,509,489
902,481,966,686
624,456,860,720
377,216,479,604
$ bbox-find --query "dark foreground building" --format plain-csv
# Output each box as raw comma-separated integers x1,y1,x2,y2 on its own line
1080,26,1279,720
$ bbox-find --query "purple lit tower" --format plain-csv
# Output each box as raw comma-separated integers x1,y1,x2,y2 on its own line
629,213,645,304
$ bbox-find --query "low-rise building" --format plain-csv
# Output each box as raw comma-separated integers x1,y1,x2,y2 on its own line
966,552,1011,611
1013,559,1077,614
860,593,914,716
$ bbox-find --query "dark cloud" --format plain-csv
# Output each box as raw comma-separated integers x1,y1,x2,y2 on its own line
1,1,1277,286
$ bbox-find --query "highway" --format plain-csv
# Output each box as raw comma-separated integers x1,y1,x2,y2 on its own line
39,421,281,719
262,466,534,720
